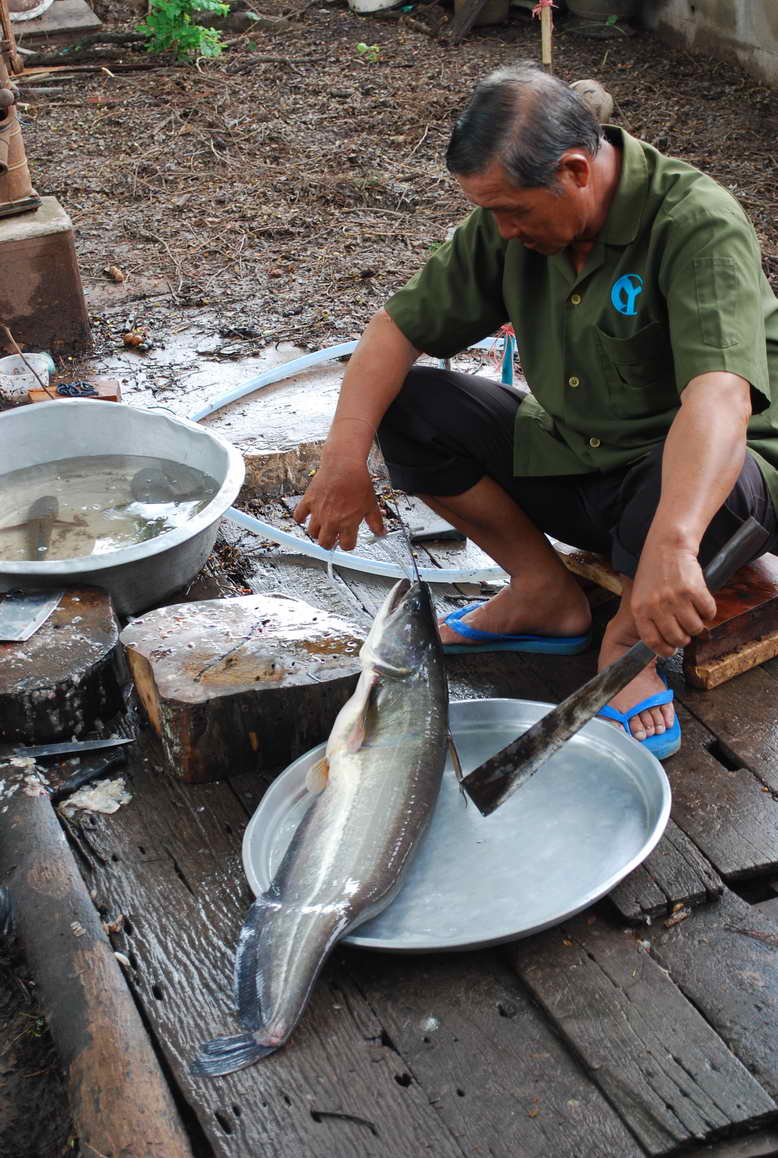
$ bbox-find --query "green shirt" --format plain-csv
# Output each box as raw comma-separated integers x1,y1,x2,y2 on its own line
385,127,778,512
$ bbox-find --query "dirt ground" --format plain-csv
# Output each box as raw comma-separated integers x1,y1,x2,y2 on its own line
2,1,777,1154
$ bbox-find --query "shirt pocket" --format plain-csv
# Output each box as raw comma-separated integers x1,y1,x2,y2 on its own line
595,321,677,415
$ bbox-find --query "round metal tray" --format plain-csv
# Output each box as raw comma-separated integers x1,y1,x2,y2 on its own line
242,698,671,952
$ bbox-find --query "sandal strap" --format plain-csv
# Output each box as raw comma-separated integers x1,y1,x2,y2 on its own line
597,688,674,728
443,603,503,643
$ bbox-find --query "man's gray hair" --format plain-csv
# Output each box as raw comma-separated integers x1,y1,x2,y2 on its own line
445,62,604,189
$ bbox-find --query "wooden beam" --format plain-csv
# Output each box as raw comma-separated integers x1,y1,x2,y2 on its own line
0,774,194,1157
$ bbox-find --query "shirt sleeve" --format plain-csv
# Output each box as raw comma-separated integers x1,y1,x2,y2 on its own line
660,198,771,413
384,209,509,359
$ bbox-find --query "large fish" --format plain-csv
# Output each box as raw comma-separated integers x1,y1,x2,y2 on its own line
191,576,448,1076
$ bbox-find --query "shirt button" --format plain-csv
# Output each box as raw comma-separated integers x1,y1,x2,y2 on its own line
570,294,582,305
589,437,601,448
568,375,580,388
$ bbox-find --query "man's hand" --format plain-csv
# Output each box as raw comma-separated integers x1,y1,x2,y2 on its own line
293,457,385,551
629,540,717,656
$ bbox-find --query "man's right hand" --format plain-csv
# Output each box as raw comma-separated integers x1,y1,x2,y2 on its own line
293,457,385,551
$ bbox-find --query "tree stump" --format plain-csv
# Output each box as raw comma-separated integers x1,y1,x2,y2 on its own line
0,586,127,743
120,592,366,783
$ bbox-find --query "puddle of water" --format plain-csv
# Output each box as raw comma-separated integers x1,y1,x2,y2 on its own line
0,455,218,561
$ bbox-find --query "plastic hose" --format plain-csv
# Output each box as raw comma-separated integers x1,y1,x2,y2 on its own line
192,339,512,584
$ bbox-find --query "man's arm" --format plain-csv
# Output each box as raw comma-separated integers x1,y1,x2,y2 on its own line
293,309,420,550
630,371,753,656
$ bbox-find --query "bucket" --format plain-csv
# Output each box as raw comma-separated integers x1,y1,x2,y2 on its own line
0,400,245,615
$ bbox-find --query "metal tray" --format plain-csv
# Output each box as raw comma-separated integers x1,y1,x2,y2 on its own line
242,698,671,953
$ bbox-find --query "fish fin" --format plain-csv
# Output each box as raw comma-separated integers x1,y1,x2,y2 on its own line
448,731,467,806
305,756,330,795
190,1032,277,1076
345,673,379,754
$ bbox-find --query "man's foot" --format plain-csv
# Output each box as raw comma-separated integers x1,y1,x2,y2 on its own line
438,581,592,647
598,618,675,741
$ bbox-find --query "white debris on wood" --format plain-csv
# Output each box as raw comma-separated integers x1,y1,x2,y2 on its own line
70,921,86,937
57,777,133,818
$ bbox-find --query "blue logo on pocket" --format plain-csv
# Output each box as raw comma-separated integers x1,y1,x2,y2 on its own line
611,274,644,316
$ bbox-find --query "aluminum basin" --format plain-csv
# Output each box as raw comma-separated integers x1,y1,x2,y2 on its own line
0,400,245,615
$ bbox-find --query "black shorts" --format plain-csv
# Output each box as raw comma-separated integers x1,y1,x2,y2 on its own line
377,365,778,577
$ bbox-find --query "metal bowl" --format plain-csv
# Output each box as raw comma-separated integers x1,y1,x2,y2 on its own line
0,400,244,615
243,698,671,953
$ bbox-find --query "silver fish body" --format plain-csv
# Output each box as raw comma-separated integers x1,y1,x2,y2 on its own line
192,578,448,1075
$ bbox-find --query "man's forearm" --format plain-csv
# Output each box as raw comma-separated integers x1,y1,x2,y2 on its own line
325,309,420,464
647,372,752,554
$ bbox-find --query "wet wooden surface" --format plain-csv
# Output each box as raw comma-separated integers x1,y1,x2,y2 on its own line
56,517,778,1157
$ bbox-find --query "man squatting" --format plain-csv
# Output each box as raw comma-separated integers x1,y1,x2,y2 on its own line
295,62,778,760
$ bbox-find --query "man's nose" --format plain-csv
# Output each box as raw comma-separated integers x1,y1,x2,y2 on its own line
493,213,521,240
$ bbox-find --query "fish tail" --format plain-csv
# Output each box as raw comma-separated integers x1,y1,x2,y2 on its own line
190,1031,277,1076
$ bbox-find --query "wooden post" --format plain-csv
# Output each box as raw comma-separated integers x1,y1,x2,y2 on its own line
540,1,553,71
0,775,195,1158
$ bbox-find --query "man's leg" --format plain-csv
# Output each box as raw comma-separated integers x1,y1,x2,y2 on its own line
599,446,778,741
378,366,612,643
419,478,591,642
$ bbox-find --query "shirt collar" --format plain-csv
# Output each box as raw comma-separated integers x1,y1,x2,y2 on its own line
598,126,650,247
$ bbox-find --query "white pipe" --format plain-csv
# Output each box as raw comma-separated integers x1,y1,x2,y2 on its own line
188,337,502,423
225,506,507,584
194,339,510,585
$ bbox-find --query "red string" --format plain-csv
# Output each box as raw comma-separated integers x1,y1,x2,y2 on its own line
489,324,516,368
532,0,555,18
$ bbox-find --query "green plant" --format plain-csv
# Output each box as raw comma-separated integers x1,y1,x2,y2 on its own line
355,41,381,64
138,0,230,60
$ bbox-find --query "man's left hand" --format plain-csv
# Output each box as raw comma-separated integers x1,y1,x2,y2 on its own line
630,541,717,656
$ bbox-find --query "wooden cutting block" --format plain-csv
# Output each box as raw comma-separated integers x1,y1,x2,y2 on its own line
0,586,127,743
555,544,778,689
120,593,366,784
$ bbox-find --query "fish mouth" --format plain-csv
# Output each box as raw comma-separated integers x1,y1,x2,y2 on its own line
385,577,411,614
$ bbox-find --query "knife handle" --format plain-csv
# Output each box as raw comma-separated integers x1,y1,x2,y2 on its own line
700,516,767,593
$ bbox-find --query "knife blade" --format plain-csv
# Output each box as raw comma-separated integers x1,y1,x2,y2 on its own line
0,736,135,761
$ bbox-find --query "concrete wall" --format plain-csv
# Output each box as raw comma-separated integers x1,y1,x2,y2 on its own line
641,0,778,88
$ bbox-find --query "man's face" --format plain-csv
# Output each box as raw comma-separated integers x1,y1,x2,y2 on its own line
455,156,590,255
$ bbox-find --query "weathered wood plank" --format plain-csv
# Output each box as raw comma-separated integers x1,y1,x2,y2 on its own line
649,889,778,1102
678,667,778,793
65,746,468,1158
755,896,778,921
608,818,723,923
660,704,778,881
679,1128,778,1158
353,947,646,1158
510,908,776,1155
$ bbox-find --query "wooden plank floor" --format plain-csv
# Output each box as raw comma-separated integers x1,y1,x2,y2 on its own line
61,514,778,1157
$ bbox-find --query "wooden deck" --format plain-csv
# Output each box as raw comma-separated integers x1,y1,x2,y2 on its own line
61,506,778,1158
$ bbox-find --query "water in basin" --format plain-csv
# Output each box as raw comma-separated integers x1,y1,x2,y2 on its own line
0,454,219,561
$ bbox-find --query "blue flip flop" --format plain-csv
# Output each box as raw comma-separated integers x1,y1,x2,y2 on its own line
597,676,681,760
441,601,592,656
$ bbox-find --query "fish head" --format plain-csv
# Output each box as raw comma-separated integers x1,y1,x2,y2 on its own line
130,467,175,504
362,578,441,679
28,495,58,520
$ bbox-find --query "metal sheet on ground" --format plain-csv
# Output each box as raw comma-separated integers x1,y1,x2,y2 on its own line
242,698,670,951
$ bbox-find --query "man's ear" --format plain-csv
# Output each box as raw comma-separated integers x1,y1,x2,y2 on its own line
558,150,592,189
